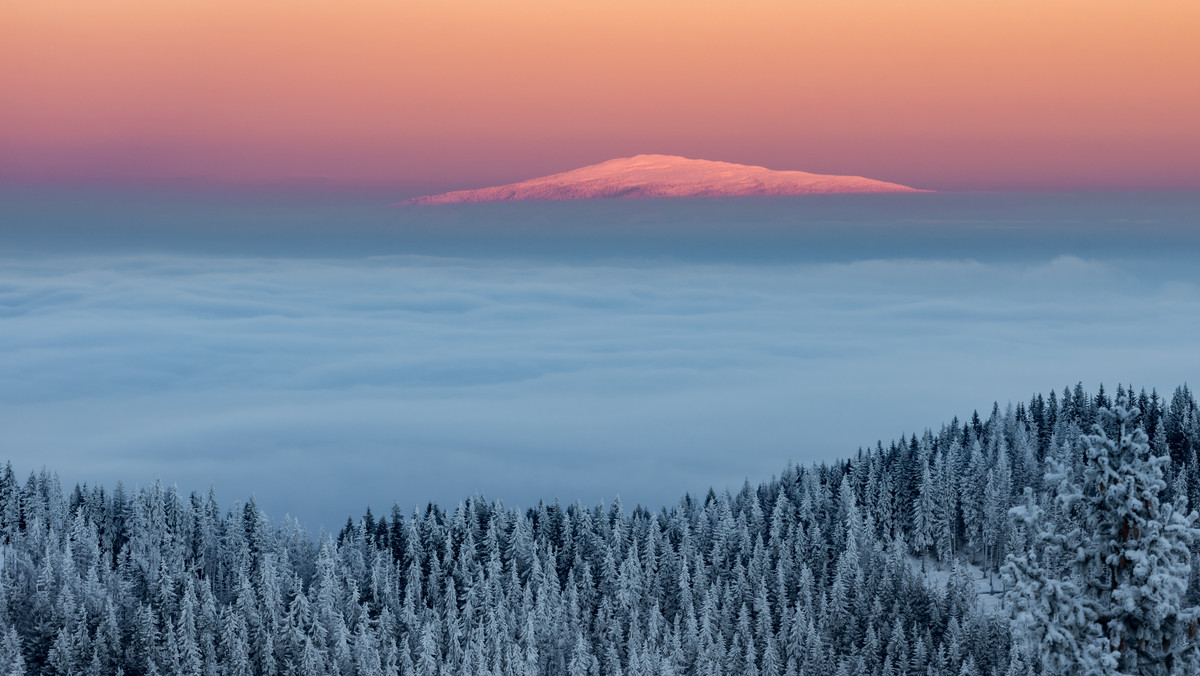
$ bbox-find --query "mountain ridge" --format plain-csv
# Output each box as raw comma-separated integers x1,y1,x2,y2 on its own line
399,154,928,205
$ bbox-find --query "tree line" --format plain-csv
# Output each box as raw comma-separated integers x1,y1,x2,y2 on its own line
0,383,1197,675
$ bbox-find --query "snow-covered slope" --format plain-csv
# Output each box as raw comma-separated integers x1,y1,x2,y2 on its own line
400,154,927,205
910,556,1006,615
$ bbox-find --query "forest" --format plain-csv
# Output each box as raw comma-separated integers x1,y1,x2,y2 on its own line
1,383,1198,675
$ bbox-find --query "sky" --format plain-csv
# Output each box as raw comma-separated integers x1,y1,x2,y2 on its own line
3,0,1199,191
2,192,1199,528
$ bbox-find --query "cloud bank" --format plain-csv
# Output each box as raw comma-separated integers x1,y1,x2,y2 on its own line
2,252,1198,528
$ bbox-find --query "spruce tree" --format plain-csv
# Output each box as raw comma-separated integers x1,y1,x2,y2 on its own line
1004,396,1200,674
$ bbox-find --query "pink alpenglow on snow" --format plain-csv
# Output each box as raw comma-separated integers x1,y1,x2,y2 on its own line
400,155,928,205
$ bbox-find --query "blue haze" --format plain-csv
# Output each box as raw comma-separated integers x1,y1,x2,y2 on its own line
2,188,1199,529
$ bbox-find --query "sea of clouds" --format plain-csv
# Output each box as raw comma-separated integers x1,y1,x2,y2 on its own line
3,247,1198,529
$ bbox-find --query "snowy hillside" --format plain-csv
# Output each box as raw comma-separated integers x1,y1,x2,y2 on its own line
0,383,1197,674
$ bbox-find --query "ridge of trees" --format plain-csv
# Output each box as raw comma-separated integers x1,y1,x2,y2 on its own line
0,383,1197,675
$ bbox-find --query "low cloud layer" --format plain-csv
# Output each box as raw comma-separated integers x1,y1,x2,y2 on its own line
2,252,1198,528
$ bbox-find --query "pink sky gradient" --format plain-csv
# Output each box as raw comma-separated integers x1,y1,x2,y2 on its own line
3,0,1198,191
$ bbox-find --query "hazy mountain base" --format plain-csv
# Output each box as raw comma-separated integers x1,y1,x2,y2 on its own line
1,383,1198,675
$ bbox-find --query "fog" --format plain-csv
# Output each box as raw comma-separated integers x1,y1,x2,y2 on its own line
2,190,1198,528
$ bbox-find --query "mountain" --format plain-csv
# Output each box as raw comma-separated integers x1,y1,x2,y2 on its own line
399,154,927,205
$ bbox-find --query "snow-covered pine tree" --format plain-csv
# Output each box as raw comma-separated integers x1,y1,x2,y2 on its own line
912,449,937,570
0,626,25,675
1004,396,1200,674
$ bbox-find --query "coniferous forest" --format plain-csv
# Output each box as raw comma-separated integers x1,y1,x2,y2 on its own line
2,384,1199,675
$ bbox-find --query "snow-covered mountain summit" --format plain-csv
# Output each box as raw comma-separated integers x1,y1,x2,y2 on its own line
400,154,927,205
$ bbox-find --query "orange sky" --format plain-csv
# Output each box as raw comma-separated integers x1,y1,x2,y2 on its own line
2,0,1198,190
